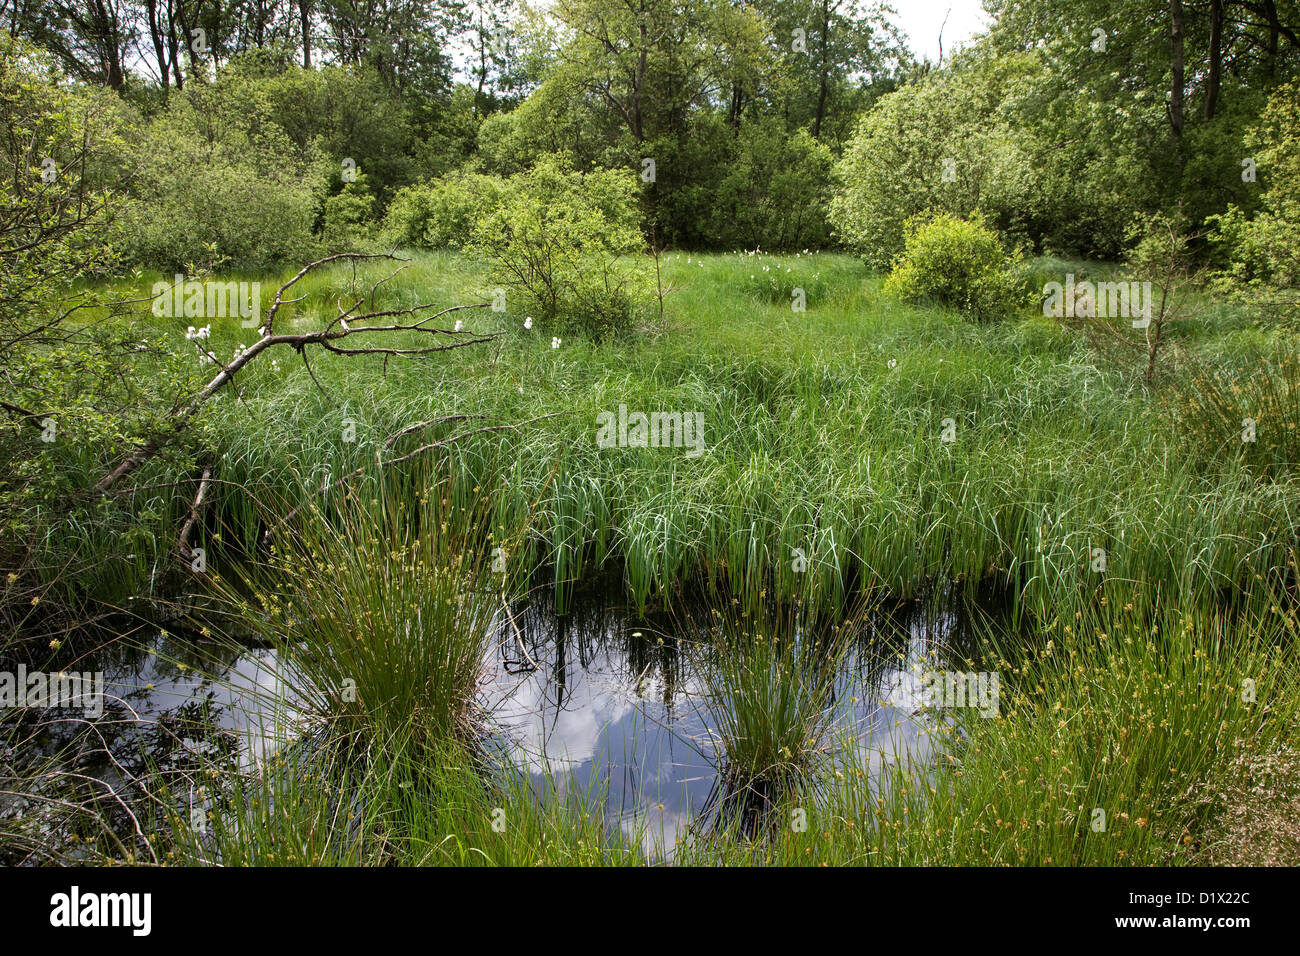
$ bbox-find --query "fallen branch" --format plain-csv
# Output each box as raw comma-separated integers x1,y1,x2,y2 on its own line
177,463,213,563
93,253,498,495
0,399,51,429
500,589,539,673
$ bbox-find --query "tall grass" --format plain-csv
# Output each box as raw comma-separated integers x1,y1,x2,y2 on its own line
206,464,508,751
163,727,644,866
687,592,855,827
676,588,1300,866
14,249,1299,867
44,250,1298,631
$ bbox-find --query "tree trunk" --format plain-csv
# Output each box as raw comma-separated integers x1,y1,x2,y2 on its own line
300,0,312,67
1169,0,1185,137
145,0,171,95
1205,0,1222,119
813,0,830,139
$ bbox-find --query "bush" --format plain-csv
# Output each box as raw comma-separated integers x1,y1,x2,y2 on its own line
230,59,415,202
1,35,200,625
828,55,1033,270
1209,82,1300,321
883,214,1032,321
321,172,378,251
707,123,835,251
468,154,650,339
117,80,329,272
381,172,506,250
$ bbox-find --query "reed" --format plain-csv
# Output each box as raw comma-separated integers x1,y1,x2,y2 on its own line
205,463,509,752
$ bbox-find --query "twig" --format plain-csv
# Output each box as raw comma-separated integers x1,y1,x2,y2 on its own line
178,463,213,561
500,589,539,673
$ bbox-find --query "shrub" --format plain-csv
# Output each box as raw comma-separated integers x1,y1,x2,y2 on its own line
231,59,415,202
828,55,1033,270
118,81,329,272
708,124,835,251
1209,82,1300,322
468,154,650,339
321,171,378,251
380,171,506,250
0,35,199,629
883,214,1032,321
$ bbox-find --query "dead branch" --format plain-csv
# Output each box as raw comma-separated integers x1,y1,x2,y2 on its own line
93,253,498,495
500,589,539,673
178,463,213,562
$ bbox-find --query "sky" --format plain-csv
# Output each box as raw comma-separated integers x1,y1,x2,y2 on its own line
889,0,992,64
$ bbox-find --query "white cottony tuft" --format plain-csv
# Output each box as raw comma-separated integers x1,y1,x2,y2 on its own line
186,326,197,339
524,317,533,330
551,337,561,348
454,319,463,332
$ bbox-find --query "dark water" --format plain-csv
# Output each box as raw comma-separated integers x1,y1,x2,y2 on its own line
3,583,994,858
480,585,987,854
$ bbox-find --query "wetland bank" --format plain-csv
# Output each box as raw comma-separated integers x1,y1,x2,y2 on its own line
4,250,1298,866
5,0,1300,866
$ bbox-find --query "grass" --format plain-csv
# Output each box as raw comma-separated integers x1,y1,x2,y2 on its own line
204,465,516,753
678,593,1300,866
31,250,1287,617
132,249,1296,626
6,248,1300,866
146,578,1299,867
163,732,644,866
687,592,855,826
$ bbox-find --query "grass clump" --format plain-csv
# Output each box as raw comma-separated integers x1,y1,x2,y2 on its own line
690,591,855,828
210,467,504,752
677,592,1300,866
163,731,643,867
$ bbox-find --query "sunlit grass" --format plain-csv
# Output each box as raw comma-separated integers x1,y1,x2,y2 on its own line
60,249,1298,626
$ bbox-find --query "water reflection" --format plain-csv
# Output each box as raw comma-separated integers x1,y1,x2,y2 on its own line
4,583,992,860
483,586,986,855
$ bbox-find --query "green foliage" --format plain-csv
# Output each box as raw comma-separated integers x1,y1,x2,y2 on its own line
707,123,835,251
475,78,616,177
0,34,123,321
829,55,1035,270
222,58,417,202
380,171,506,249
118,80,330,272
0,36,202,628
468,154,650,338
1209,82,1300,317
216,476,501,751
321,172,378,251
883,215,1033,321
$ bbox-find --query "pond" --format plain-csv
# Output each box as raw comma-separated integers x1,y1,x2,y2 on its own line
3,581,999,860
